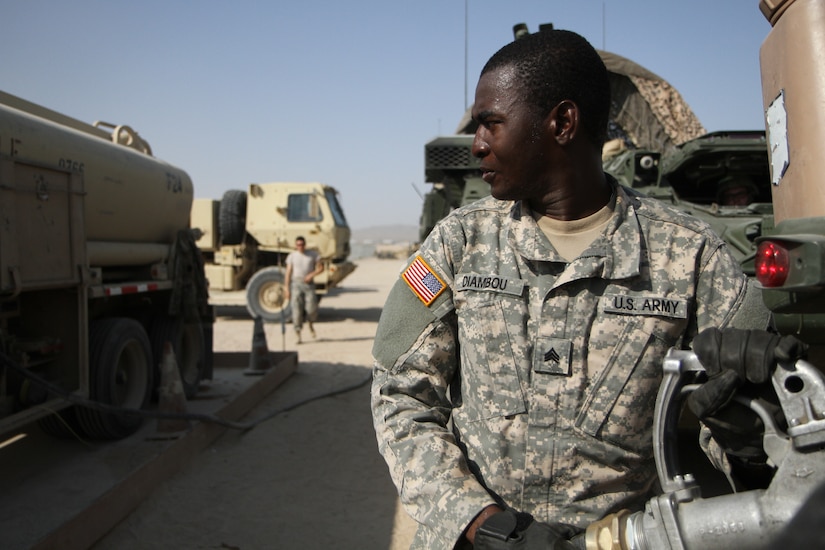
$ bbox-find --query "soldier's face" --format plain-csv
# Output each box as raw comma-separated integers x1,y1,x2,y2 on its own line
471,65,554,202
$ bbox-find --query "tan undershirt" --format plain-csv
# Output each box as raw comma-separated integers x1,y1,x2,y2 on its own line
533,193,617,262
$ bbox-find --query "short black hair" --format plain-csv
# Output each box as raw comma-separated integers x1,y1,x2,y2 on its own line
481,29,610,147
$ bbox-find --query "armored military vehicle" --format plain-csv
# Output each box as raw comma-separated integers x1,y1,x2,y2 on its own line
0,91,213,440
419,24,773,277
191,182,356,322
604,130,772,275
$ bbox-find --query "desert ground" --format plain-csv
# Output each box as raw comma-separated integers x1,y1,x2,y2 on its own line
92,255,417,550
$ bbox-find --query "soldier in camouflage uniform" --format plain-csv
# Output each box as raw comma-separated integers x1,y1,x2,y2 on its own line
372,30,757,549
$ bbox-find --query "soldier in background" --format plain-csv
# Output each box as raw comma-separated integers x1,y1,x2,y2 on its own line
717,174,759,206
372,29,767,550
284,236,322,343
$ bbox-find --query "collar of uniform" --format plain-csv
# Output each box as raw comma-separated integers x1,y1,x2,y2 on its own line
506,176,642,280
603,182,643,280
507,201,566,262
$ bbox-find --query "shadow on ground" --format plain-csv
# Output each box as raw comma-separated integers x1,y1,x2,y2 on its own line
92,362,408,550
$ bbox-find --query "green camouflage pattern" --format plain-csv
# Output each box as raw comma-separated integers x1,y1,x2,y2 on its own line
372,178,749,549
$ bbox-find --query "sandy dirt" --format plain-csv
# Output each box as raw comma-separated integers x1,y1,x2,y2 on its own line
92,256,417,550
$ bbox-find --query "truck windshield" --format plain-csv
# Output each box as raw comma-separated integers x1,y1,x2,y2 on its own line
287,193,323,222
325,189,348,227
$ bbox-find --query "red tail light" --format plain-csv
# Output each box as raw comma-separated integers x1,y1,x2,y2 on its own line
756,241,790,287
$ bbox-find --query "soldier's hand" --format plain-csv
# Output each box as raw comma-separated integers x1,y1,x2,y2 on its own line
687,328,807,461
688,327,807,419
474,509,580,550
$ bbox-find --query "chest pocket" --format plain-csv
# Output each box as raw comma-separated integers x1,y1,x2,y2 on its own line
456,299,528,421
573,313,687,455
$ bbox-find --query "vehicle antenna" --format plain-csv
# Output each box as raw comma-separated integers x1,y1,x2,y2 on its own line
602,1,607,50
411,182,425,201
464,0,469,110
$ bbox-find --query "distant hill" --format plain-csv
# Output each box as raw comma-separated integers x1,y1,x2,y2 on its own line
351,225,418,243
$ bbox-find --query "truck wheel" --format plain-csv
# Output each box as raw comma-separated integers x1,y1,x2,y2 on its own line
75,318,153,440
219,189,247,245
246,267,293,322
150,316,206,400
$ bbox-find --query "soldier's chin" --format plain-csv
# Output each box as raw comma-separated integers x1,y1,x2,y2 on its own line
490,186,515,201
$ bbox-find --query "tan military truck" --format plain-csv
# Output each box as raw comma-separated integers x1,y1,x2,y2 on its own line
0,91,213,440
191,182,356,322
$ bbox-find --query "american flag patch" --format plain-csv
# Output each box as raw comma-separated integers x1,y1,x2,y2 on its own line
402,256,446,306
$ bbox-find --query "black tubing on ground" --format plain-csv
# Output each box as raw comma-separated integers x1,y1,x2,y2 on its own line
74,318,154,440
219,189,247,245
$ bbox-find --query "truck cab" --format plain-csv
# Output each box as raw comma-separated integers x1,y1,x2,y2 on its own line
192,182,356,321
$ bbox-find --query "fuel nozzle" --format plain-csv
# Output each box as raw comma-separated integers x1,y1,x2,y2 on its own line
583,510,632,550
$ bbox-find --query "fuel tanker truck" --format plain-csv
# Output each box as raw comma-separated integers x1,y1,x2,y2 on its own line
0,91,213,441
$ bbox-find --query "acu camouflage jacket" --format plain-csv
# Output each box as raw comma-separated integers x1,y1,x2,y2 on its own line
371,181,749,549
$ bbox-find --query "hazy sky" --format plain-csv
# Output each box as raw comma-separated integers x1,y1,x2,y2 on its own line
2,1,771,230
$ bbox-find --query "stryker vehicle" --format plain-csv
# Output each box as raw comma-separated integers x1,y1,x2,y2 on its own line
604,130,772,275
191,182,356,322
419,24,773,276
0,91,213,440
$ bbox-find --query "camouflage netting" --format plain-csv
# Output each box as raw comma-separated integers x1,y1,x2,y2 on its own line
455,49,706,155
600,50,706,154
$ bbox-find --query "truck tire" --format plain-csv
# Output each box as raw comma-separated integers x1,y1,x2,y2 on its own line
219,189,247,245
75,318,153,440
150,316,206,400
246,267,293,322
37,408,83,439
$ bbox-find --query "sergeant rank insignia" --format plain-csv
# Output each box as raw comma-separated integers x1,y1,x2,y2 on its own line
402,256,446,306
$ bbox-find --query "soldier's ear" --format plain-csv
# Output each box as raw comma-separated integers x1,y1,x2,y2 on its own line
547,100,578,146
